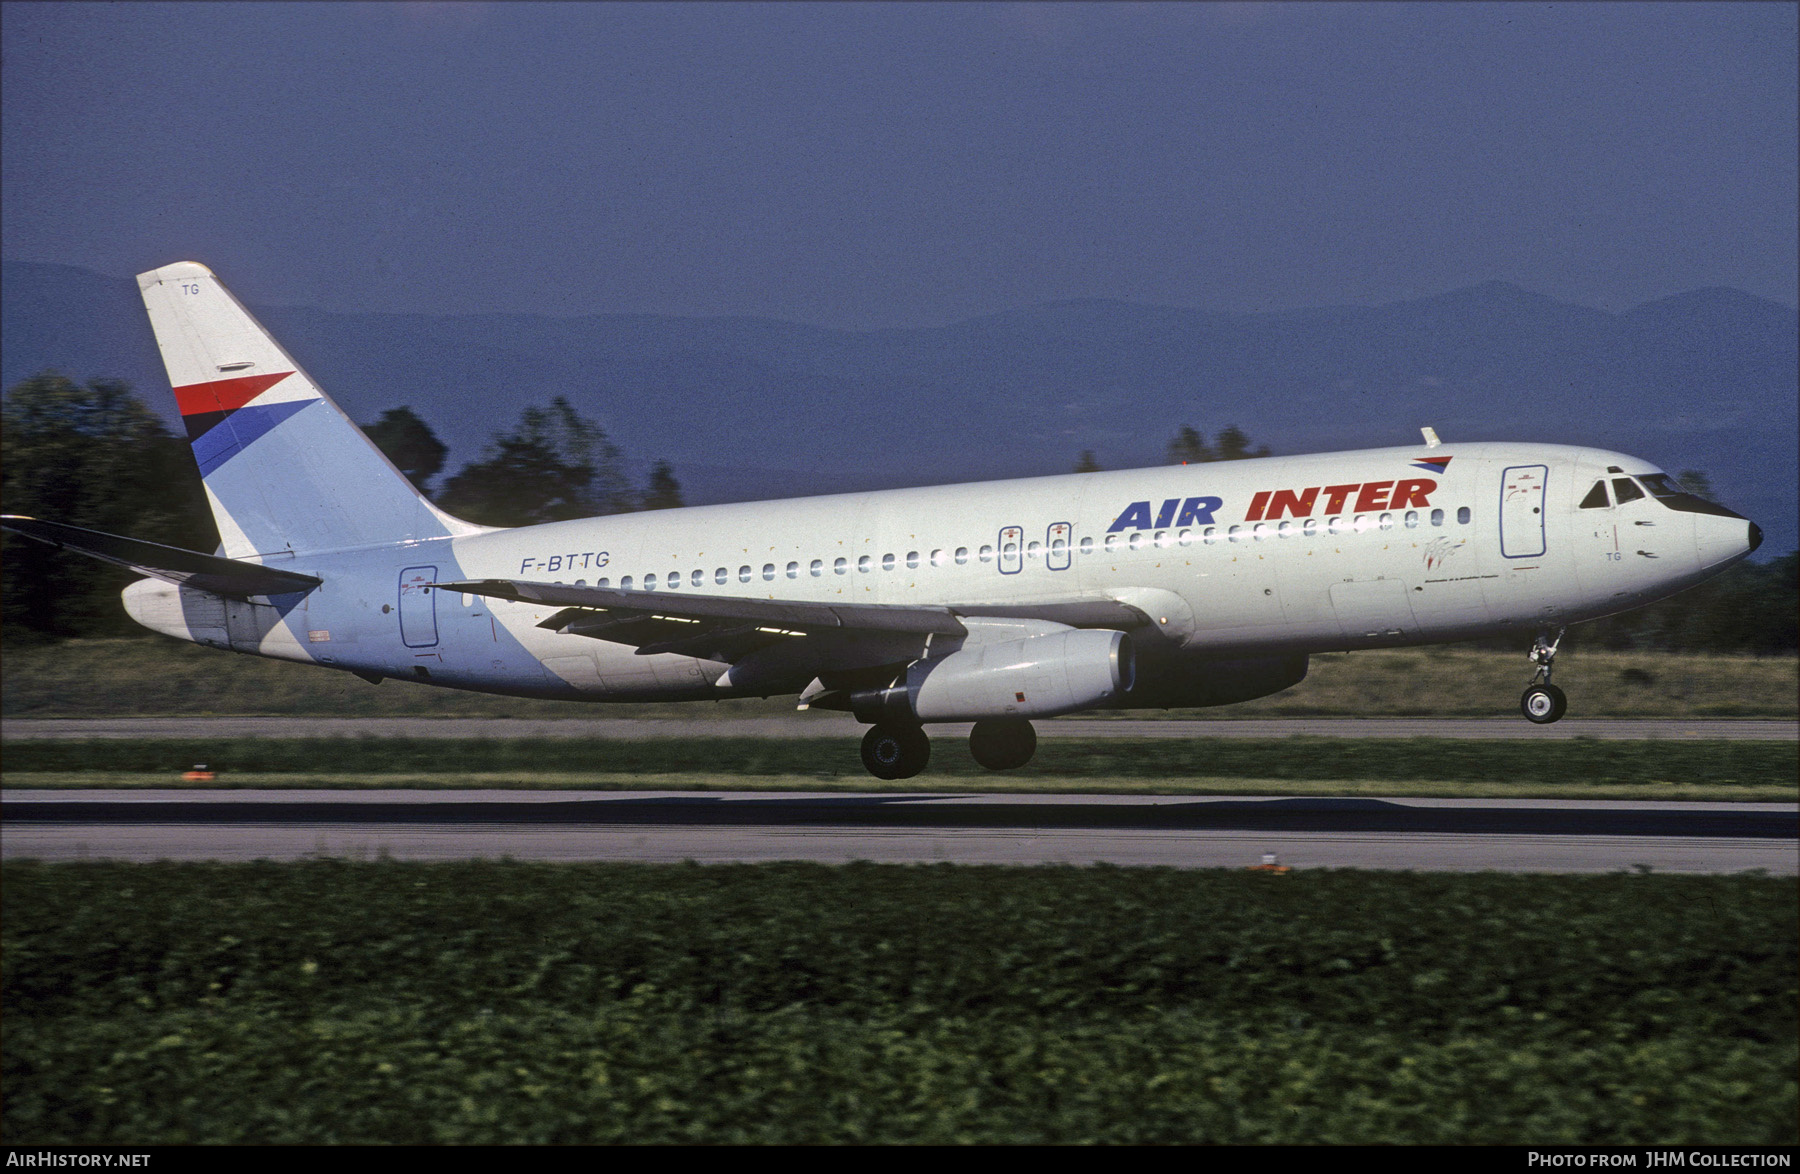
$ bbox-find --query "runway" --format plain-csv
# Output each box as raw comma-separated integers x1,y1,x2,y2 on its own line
4,717,1795,740
5,789,1792,874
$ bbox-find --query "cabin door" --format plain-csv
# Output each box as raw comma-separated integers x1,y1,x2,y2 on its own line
1499,465,1548,558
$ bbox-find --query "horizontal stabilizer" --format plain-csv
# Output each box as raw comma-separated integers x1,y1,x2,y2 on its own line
1,516,321,599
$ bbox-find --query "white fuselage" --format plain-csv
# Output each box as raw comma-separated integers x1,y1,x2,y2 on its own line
132,439,1752,704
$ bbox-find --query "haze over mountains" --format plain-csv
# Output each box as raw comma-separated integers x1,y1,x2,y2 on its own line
4,259,1794,554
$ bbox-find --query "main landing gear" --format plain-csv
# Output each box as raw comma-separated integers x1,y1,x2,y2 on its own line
858,718,1039,779
861,724,931,780
968,719,1036,771
1520,626,1568,724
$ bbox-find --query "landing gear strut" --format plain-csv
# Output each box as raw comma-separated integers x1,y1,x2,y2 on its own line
861,723,931,780
969,718,1037,771
1520,627,1568,724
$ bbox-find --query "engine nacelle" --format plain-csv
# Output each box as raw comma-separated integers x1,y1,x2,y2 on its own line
852,628,1134,723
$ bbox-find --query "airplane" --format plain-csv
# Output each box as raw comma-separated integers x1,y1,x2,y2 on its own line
2,262,1764,778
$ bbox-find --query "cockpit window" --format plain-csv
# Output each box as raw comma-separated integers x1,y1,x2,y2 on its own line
1634,473,1746,519
1611,478,1645,504
1579,481,1610,509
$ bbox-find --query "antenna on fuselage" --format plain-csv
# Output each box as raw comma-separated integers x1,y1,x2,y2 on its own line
1420,426,1441,449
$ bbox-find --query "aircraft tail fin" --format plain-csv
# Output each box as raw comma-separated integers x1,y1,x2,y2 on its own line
137,261,484,559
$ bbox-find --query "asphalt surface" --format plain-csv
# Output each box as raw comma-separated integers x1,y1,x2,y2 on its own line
6,789,1793,873
5,717,1795,740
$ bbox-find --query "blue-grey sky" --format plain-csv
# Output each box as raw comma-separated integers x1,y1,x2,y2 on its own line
4,1,1795,328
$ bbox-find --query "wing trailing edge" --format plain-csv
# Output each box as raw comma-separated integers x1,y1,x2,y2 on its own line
439,577,1151,667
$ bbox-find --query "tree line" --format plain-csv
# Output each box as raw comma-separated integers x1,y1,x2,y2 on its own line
2,373,1793,654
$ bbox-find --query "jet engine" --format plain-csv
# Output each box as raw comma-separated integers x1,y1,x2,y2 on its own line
850,627,1134,724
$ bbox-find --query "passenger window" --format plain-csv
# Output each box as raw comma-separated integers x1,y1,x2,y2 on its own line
1328,516,1346,535
738,565,752,583
979,545,994,563
1177,529,1193,547
597,578,609,588
1227,525,1242,543
1302,519,1318,537
858,555,871,573
1252,523,1269,540
1079,537,1094,555
1612,478,1645,504
571,582,583,590
763,564,775,581
691,569,704,587
1378,513,1394,531
834,557,848,574
619,576,633,590
1579,481,1611,510
1404,511,1419,529
1457,507,1471,524
1430,509,1444,527
644,573,658,590
1203,527,1218,545
1277,521,1293,538
907,551,920,569
810,559,823,577
1353,515,1369,532
954,547,969,565
785,561,798,579
665,572,679,589
930,549,946,567
1154,531,1171,549
715,568,728,585
1128,532,1146,550
881,553,895,571
1027,541,1041,558
1104,534,1120,552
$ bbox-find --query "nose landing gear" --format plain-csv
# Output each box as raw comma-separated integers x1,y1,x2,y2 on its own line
1520,626,1568,724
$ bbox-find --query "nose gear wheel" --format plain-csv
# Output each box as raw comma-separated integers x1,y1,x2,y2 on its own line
1519,627,1568,724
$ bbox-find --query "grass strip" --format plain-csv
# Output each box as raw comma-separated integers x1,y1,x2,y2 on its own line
4,860,1793,1144
5,737,1795,790
6,640,1796,718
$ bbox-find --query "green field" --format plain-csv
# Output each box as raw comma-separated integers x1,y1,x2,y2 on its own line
3,860,1792,1144
4,736,1795,801
4,638,1795,718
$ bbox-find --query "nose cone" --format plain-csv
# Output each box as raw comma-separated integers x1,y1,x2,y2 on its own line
1694,514,1761,571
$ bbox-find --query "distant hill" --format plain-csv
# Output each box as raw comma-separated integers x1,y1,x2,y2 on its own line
5,259,1794,554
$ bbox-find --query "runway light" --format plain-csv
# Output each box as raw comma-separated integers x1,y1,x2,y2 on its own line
181,763,215,782
1247,852,1290,873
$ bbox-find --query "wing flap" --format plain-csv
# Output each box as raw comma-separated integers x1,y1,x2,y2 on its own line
2,515,322,599
443,577,1152,685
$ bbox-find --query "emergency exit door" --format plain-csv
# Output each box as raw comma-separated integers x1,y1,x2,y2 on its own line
399,566,439,647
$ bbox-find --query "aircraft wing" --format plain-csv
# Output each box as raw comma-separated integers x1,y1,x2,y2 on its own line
1,516,322,600
440,577,1148,668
